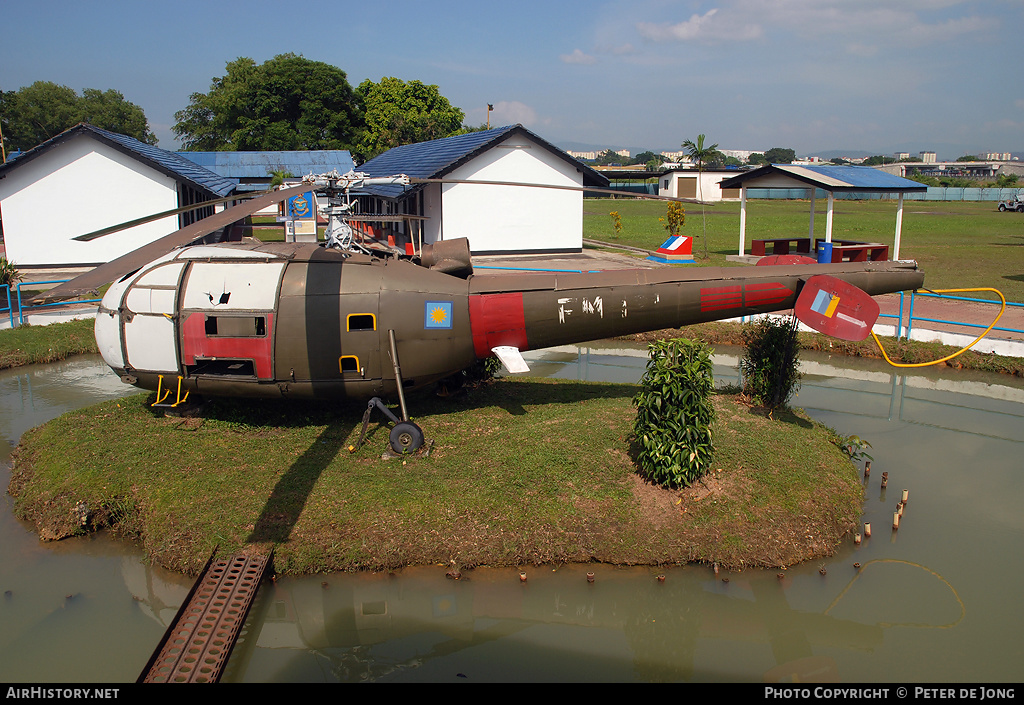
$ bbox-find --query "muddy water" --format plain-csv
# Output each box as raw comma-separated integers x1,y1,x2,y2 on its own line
1,349,1022,682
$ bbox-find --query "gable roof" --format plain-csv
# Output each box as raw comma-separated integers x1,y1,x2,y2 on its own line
176,150,355,191
719,164,927,193
355,124,608,199
0,123,236,197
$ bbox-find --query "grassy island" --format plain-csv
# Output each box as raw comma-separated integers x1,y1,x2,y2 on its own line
9,377,863,575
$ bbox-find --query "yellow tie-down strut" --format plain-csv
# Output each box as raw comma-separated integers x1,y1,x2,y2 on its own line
152,374,191,407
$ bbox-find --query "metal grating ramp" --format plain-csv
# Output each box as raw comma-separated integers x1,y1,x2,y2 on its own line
141,552,270,683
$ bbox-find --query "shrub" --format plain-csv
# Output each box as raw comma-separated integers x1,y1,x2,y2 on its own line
0,257,22,287
740,315,801,413
632,338,715,488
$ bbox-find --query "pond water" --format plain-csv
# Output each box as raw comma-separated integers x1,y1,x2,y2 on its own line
1,349,1021,683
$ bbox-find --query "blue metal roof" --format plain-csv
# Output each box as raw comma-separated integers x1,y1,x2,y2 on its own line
0,124,236,197
177,150,355,181
719,164,927,192
355,124,607,199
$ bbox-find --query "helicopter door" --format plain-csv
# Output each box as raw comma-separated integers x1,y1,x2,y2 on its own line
122,262,186,373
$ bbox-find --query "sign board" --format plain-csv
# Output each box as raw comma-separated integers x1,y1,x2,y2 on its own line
794,274,879,341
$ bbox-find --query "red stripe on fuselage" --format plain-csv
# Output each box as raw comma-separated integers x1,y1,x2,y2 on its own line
744,282,792,307
468,293,528,359
700,285,743,312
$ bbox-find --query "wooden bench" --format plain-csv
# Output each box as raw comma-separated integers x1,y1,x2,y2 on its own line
816,239,889,263
750,238,813,256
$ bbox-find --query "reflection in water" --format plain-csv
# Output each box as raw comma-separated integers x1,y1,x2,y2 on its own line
1,349,1022,682
0,357,193,682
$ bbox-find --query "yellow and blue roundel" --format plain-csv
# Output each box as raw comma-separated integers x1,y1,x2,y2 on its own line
424,301,453,329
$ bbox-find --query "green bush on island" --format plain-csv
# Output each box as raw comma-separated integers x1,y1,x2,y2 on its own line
740,316,802,413
633,338,715,488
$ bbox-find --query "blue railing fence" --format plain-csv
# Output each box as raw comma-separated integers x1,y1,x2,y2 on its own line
1,284,14,329
9,280,102,327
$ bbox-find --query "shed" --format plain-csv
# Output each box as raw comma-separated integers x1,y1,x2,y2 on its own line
353,124,609,254
719,165,928,260
0,124,235,267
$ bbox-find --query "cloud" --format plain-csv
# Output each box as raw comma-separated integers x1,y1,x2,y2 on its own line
637,8,762,43
560,48,597,65
490,101,545,127
633,1,995,47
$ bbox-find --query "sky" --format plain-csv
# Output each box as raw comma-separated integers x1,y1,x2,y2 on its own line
3,0,1021,161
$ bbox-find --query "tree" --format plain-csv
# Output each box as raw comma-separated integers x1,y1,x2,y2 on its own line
681,133,718,259
354,77,465,160
173,54,362,151
1,81,156,152
763,147,796,164
593,149,626,166
748,152,768,166
633,150,665,168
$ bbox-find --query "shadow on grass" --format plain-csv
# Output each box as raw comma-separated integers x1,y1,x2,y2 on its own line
246,419,353,544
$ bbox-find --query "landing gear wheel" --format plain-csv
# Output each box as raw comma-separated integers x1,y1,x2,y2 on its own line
390,421,425,454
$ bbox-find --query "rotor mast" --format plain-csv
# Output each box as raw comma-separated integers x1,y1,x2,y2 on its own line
301,171,410,252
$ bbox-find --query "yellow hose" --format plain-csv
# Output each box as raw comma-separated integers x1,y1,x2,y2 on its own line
873,287,1006,368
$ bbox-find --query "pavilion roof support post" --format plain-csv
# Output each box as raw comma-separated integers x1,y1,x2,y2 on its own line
826,191,835,243
738,185,748,256
894,193,905,260
808,188,817,238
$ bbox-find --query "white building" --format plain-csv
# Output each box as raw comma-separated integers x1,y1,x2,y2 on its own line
657,168,742,202
355,125,608,254
0,124,235,267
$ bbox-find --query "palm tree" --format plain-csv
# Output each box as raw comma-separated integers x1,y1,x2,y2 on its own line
682,134,718,259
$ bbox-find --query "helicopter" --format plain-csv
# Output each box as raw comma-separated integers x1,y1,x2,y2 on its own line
38,171,925,453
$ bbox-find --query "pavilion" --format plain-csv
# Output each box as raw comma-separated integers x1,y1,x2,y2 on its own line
718,165,928,260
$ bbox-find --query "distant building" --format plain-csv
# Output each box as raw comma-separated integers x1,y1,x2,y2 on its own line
0,123,235,267
658,168,741,202
983,152,1012,161
919,151,937,164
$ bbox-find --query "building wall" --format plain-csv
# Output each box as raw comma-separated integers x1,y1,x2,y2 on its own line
0,134,180,266
433,133,584,253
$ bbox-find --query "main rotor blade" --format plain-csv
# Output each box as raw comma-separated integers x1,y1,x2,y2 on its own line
72,191,268,241
34,184,310,304
409,177,702,204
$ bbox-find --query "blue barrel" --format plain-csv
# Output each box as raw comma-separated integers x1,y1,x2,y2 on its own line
817,242,833,264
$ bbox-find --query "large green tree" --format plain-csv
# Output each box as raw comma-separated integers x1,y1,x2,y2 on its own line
354,77,465,160
763,147,797,164
173,54,362,151
0,81,156,152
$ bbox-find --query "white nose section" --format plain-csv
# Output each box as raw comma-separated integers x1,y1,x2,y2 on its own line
95,285,126,369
